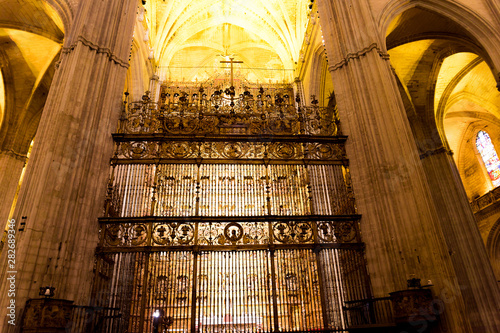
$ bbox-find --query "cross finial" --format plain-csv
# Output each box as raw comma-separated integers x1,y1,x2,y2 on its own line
220,57,243,87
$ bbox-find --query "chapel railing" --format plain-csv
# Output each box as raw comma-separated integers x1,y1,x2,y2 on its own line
68,306,123,333
343,297,395,328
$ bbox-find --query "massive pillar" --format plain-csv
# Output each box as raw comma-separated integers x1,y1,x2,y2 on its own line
420,144,500,331
0,0,138,331
0,151,26,228
317,0,499,331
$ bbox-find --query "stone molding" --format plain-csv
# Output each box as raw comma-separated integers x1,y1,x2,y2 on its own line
328,43,390,72
0,149,28,161
486,215,500,255
419,146,453,160
60,35,129,69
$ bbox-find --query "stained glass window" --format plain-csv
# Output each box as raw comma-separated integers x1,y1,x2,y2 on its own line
476,130,500,187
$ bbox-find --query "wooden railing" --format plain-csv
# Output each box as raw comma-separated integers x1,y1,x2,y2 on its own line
343,297,395,328
67,306,123,333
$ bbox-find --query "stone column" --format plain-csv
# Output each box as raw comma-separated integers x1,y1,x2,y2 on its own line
0,151,26,229
419,145,500,332
0,0,138,331
316,0,481,331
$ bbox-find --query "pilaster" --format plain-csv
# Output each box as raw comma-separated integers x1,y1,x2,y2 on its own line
0,0,138,331
316,0,474,331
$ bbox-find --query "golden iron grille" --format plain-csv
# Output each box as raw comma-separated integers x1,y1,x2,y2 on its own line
93,89,369,333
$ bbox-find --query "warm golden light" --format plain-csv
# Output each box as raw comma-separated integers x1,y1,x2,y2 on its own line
2,29,61,79
0,67,4,129
144,0,309,83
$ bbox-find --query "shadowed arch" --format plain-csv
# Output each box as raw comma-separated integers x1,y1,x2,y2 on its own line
379,0,500,82
486,217,500,280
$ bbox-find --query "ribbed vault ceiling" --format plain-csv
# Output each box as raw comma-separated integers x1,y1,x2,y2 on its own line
144,0,309,82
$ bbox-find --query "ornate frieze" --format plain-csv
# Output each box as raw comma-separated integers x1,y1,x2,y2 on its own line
113,140,347,161
98,217,361,249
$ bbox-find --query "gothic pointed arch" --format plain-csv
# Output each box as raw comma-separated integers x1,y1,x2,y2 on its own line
379,0,500,77
486,217,500,280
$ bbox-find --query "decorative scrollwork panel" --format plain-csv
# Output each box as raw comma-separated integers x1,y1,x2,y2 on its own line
272,221,314,244
98,219,360,249
198,222,269,245
102,223,149,247
152,222,195,246
317,220,358,243
306,143,346,160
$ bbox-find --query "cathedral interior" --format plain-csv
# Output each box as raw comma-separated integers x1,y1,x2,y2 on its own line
0,0,500,332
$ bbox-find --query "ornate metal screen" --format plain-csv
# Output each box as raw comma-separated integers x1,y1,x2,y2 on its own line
92,86,370,332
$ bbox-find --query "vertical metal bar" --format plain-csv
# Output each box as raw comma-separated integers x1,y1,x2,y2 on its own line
255,251,262,332
125,165,134,217
181,165,187,216
265,164,271,216
150,164,158,216
196,163,201,216
238,251,243,330
244,251,250,332
261,164,265,216
134,165,143,216
200,251,206,331
172,164,178,216
270,250,279,332
254,250,260,332
207,251,212,331
173,165,178,216
178,251,184,331
129,164,136,217
185,251,192,329
266,250,273,332
196,252,201,332
169,251,177,331
199,165,204,217
212,164,215,217
260,250,267,333
190,251,199,332
186,164,191,216
292,250,302,330
167,165,173,216
232,250,238,328
302,250,312,330
315,248,330,330
202,251,208,331
159,165,166,216
244,166,249,216
231,164,236,216
212,251,217,331
123,165,132,217
138,252,150,333
213,164,217,216
177,251,184,331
